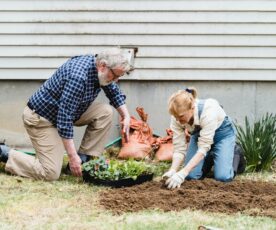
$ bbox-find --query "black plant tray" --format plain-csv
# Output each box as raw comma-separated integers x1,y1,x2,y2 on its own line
83,171,154,188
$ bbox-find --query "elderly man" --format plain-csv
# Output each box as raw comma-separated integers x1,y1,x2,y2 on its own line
0,48,134,181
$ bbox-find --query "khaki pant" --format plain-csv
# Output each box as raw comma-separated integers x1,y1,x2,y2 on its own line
5,102,113,181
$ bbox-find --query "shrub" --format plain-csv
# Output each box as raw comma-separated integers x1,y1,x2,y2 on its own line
235,113,276,172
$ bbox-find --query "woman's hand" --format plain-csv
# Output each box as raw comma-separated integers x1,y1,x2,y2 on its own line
165,170,188,189
162,169,176,179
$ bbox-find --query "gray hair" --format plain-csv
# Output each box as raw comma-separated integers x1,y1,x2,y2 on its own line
96,48,134,72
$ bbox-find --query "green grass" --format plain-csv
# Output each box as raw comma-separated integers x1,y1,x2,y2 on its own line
0,162,276,230
240,171,276,183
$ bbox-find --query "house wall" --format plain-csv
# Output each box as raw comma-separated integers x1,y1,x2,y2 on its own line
0,1,275,148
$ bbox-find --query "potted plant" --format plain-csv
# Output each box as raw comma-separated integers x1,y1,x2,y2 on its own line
82,156,154,187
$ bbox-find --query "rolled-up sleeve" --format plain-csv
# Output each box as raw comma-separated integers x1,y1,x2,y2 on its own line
170,116,188,157
102,83,126,108
57,71,85,139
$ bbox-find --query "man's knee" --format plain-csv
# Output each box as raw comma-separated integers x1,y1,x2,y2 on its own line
101,104,113,119
43,168,60,181
97,105,113,128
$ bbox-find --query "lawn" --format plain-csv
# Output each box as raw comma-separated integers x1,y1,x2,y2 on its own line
0,161,275,230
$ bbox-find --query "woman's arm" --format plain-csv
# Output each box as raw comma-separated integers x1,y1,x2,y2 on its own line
179,151,205,176
162,117,187,178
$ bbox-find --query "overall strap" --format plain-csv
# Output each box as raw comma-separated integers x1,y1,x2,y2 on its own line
189,99,206,135
197,99,206,119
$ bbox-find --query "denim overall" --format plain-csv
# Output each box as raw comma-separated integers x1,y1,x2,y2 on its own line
184,100,236,182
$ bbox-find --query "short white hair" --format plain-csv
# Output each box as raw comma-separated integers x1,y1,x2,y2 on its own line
96,48,134,72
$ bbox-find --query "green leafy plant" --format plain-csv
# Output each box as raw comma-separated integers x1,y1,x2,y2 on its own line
149,161,171,177
82,156,153,181
235,113,276,172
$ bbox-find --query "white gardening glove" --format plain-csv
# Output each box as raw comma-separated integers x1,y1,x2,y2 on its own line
162,169,176,179
165,170,188,189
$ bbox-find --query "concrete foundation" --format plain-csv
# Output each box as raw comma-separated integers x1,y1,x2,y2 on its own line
0,80,275,150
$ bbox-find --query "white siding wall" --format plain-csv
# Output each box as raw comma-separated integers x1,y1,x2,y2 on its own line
1,0,276,81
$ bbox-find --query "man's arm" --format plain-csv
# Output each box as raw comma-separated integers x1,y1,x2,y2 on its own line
116,104,130,142
101,83,130,142
56,67,87,177
62,138,82,177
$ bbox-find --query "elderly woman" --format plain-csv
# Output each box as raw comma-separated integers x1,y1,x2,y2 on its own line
163,87,236,189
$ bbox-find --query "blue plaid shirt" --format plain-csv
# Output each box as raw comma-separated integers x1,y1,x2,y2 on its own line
28,55,126,139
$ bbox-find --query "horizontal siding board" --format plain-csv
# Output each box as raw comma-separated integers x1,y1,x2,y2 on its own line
137,47,276,58
3,46,276,58
1,57,276,70
136,58,276,70
0,0,276,81
1,23,276,35
130,70,276,81
1,69,276,81
1,1,276,11
2,11,276,23
1,35,276,46
0,58,66,68
0,46,101,57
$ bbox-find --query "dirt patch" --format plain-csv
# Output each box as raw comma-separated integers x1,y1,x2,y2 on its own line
100,178,276,218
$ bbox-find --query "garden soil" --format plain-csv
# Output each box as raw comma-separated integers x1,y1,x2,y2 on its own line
100,178,276,218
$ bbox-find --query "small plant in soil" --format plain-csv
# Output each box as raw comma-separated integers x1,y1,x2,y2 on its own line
82,156,154,181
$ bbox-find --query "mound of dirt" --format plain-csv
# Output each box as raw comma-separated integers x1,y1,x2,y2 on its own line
100,178,276,218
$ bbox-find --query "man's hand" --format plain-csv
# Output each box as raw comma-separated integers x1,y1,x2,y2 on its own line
62,138,82,177
69,154,82,177
165,170,187,189
121,116,130,142
116,104,131,143
162,169,176,179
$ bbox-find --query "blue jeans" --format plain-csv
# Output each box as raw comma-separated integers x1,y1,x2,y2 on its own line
184,116,236,182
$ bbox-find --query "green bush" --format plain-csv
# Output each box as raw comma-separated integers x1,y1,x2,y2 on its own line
235,113,276,172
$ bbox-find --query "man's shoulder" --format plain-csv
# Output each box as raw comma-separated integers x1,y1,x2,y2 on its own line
70,55,95,65
69,55,96,77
